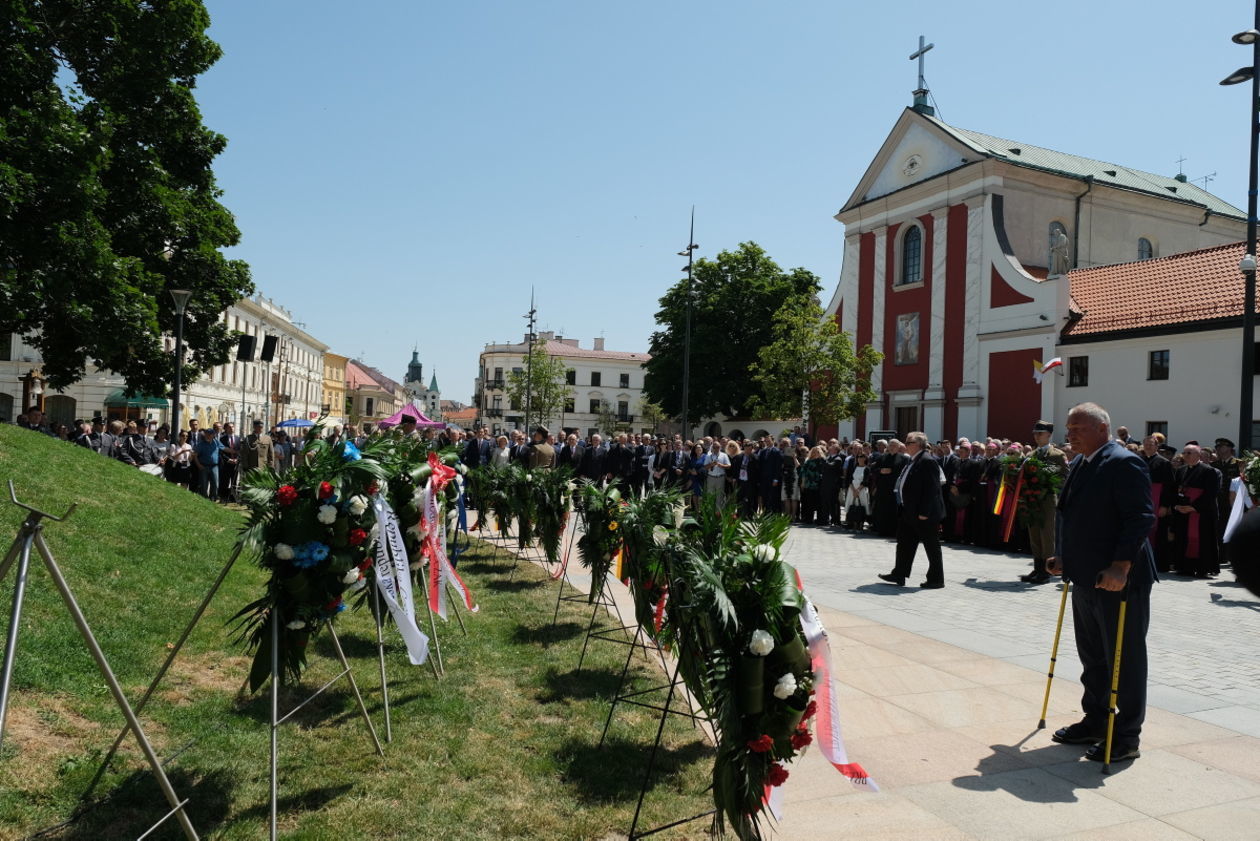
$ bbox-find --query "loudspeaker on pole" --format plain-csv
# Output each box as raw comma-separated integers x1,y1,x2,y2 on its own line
260,335,279,362
236,334,257,361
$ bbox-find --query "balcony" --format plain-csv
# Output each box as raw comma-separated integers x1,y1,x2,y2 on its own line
485,378,505,390
617,414,634,423
485,408,503,418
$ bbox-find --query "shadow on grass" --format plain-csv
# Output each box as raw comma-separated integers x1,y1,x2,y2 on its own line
238,783,356,821
235,684,356,729
486,578,545,593
452,559,507,576
512,621,585,646
557,735,712,803
314,631,379,660
327,690,433,727
52,767,236,841
536,666,626,703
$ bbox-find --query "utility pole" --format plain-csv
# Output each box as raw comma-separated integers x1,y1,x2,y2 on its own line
523,288,537,433
677,208,698,441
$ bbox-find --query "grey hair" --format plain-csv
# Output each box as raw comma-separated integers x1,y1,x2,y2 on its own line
905,431,929,448
1068,402,1111,429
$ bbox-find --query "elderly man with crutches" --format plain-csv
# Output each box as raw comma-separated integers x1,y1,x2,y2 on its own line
1045,402,1156,771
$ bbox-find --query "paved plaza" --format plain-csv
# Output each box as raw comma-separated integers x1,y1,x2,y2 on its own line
511,518,1260,840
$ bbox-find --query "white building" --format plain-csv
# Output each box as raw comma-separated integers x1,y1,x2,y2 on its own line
821,100,1245,444
1055,241,1257,446
0,293,328,432
475,332,652,437
403,351,441,420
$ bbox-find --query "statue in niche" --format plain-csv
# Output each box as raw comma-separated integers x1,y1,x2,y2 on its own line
1049,228,1071,276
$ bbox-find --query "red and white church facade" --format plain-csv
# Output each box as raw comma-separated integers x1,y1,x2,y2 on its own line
823,106,1245,443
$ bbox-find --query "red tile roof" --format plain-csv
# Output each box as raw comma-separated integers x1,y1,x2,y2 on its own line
1062,241,1249,338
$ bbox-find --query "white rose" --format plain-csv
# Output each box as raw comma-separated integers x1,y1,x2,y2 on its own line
342,569,361,585
748,629,775,657
456,463,468,475
347,495,369,516
751,543,776,562
773,672,797,700
566,481,577,493
652,525,669,547
285,619,306,630
525,473,533,481
317,504,339,524
274,543,295,561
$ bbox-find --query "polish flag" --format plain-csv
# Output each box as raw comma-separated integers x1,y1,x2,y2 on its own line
1033,357,1063,384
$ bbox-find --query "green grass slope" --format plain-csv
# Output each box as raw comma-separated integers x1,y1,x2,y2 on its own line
0,427,711,840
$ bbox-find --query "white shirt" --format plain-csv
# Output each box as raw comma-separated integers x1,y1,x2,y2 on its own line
704,451,730,477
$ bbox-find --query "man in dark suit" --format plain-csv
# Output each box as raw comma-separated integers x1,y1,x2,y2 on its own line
758,440,784,514
605,433,634,492
557,433,584,472
878,432,946,588
219,422,241,502
579,433,607,483
1047,402,1155,764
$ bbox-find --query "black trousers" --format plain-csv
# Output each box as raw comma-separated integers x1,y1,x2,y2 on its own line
892,512,944,584
1072,579,1151,744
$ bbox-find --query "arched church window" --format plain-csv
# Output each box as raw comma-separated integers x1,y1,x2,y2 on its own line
899,225,922,286
1138,238,1154,261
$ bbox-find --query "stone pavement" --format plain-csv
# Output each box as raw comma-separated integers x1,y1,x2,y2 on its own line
483,516,1260,840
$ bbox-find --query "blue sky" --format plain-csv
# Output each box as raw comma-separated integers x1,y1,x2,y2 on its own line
198,1,1251,403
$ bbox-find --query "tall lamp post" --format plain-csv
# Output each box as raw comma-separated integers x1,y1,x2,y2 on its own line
677,208,698,441
169,289,192,435
1221,8,1260,451
523,288,537,434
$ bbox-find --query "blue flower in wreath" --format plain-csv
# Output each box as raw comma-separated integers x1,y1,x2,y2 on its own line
291,541,329,568
342,441,363,462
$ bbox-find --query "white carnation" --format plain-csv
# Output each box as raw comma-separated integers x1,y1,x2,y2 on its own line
748,629,775,657
285,619,306,630
751,543,776,562
456,463,468,475
342,569,361,585
274,543,295,561
347,495,369,516
317,504,339,524
773,672,798,700
652,525,669,547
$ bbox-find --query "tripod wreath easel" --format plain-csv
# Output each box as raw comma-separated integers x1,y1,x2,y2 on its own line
0,482,200,841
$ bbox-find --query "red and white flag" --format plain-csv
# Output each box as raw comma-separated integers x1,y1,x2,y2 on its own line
1033,357,1063,384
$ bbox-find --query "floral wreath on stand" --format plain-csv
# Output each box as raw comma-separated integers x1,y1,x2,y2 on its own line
235,426,389,692
530,467,575,566
575,480,624,603
998,449,1066,526
615,489,685,638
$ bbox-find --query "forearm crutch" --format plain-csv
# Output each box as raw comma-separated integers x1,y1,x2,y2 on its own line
1103,588,1129,774
1038,579,1071,729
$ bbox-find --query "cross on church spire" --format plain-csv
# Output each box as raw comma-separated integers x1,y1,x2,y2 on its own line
909,35,935,116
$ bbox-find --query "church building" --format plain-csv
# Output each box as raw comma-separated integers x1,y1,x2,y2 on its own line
403,350,441,421
824,91,1245,443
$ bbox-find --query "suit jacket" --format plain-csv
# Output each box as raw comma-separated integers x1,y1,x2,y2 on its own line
606,443,634,479
758,447,783,490
1056,440,1156,586
897,453,945,520
579,444,606,481
558,442,584,471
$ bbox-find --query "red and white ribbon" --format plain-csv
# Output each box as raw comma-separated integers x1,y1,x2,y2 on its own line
421,453,477,619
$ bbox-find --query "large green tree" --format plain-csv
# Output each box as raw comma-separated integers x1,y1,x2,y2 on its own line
749,294,882,426
643,242,819,424
0,0,252,394
506,342,569,430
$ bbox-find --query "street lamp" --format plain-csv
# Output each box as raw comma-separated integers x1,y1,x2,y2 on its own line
678,207,698,442
169,289,192,436
523,288,537,434
1221,10,1260,450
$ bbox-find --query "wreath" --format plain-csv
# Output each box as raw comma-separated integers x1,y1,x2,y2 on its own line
575,480,624,603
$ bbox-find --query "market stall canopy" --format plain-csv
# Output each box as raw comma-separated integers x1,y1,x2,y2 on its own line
377,405,445,429
104,389,168,409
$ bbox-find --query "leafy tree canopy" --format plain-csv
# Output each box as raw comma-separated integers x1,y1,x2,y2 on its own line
643,242,818,423
748,294,881,426
0,0,253,394
506,341,569,430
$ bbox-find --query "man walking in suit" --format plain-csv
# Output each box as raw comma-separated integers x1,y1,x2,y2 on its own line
1048,402,1155,764
879,431,946,588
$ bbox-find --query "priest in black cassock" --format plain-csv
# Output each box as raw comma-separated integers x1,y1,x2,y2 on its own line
1171,443,1222,578
1140,434,1176,572
871,441,909,537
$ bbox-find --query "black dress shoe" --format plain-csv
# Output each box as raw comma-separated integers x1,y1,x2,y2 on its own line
1085,742,1140,762
1022,571,1051,584
919,581,945,589
877,573,905,586
1051,722,1102,745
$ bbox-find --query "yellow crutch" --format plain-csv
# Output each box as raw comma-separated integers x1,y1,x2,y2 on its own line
1038,579,1071,729
1102,589,1129,774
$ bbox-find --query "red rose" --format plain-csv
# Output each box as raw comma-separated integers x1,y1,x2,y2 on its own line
276,485,299,506
358,559,373,571
324,597,342,612
1028,464,1038,473
803,700,818,719
746,734,774,753
367,481,380,496
348,528,368,546
766,763,790,787
790,728,813,750
318,481,335,499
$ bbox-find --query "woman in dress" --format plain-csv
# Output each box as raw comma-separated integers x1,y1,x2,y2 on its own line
797,446,827,525
845,453,872,530
166,430,196,490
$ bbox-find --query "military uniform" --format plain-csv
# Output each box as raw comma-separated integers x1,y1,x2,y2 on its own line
1022,421,1068,583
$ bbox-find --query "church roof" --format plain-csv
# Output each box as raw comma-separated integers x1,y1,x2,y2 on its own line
1061,241,1247,339
924,114,1245,221
429,372,439,392
347,359,404,393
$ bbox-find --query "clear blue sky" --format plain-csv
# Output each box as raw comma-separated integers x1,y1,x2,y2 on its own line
197,0,1251,403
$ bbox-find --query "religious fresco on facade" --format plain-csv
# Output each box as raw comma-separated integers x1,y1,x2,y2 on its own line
895,312,920,365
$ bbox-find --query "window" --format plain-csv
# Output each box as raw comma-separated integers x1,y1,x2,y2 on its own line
509,396,521,411
589,398,600,414
1148,350,1170,381
565,369,576,385
1146,421,1168,438
564,397,575,413
619,373,630,388
365,397,375,417
590,372,601,387
898,225,922,286
493,367,503,383
618,400,629,419
1138,238,1154,261
1068,356,1088,387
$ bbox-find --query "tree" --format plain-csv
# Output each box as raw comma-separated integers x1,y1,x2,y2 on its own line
643,242,819,424
748,294,882,427
0,0,253,395
595,400,621,437
506,342,569,430
639,398,666,433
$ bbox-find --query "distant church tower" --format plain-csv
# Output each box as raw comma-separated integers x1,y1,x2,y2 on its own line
403,349,441,420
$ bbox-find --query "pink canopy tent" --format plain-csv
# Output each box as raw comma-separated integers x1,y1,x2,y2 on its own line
376,405,446,429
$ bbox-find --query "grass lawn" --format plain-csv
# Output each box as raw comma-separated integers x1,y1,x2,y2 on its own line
0,426,713,840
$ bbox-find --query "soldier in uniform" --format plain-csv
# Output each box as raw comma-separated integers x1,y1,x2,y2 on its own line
1214,438,1243,550
527,425,555,470
1021,420,1068,584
